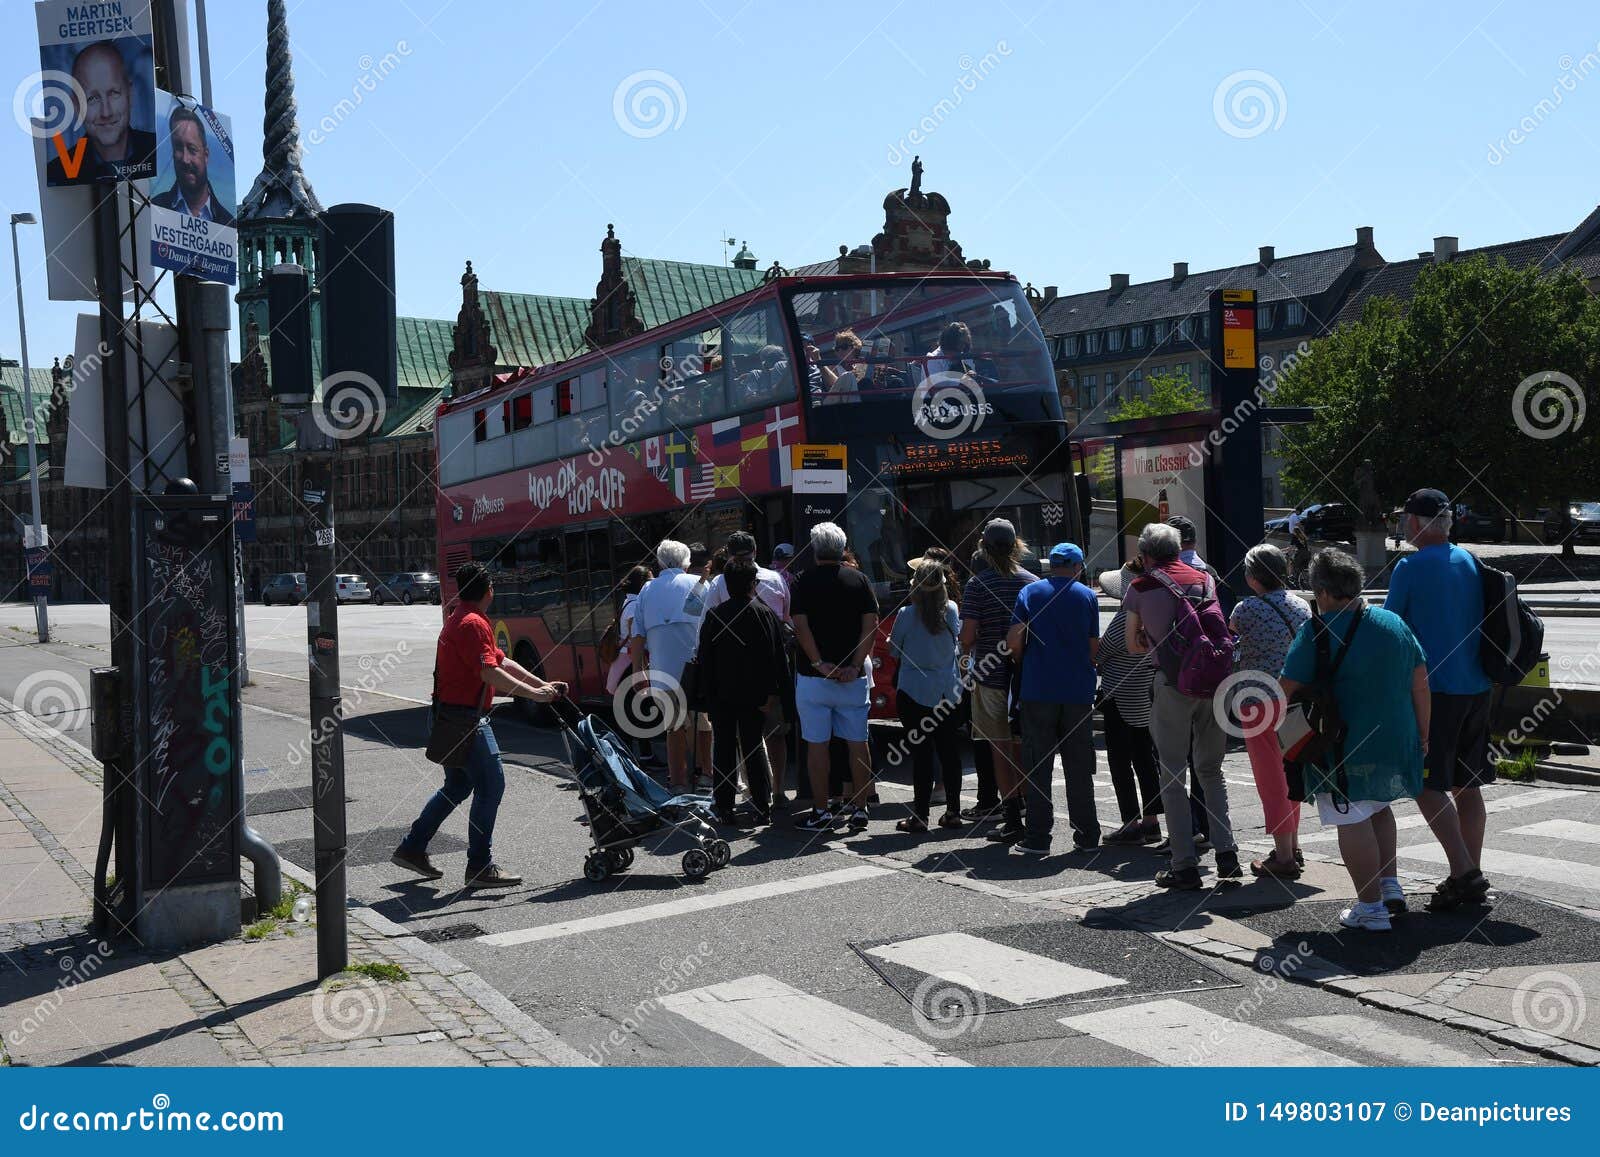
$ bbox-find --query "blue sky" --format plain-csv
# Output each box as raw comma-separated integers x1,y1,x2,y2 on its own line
5,0,1600,363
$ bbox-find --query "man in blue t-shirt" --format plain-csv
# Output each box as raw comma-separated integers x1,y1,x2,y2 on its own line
1385,487,1493,910
1006,542,1100,856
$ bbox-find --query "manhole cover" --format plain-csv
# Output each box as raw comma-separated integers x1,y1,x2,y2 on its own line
416,923,487,944
273,827,467,869
1233,893,1599,977
852,918,1237,1016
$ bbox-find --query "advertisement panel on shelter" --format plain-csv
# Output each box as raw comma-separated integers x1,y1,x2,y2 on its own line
1119,440,1208,562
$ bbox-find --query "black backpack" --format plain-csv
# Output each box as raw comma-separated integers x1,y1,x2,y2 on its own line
1476,558,1544,685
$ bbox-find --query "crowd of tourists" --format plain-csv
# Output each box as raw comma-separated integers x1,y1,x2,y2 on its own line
394,487,1502,934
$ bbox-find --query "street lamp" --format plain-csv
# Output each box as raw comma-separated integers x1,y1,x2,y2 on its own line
9,211,49,644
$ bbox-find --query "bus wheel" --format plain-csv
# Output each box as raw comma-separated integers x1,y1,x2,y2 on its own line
512,642,556,727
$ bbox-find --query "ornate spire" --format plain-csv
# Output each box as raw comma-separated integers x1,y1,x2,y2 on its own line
239,0,323,222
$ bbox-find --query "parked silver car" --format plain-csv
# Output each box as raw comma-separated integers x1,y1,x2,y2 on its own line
261,572,308,605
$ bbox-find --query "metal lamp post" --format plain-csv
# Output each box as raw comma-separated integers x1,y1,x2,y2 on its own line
8,212,48,643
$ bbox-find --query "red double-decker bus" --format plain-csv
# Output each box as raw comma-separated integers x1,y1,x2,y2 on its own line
433,270,1083,717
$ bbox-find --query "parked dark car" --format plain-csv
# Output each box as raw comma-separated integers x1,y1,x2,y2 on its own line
1450,502,1508,543
1548,501,1600,545
262,572,308,605
1264,502,1357,543
372,571,441,605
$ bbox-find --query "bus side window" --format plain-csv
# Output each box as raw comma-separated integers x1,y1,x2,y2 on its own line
723,302,792,412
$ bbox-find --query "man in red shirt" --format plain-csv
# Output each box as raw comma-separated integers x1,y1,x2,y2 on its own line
393,563,565,888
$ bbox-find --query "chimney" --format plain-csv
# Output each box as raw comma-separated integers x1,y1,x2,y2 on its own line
1433,235,1459,263
1355,225,1374,251
1172,261,1188,285
1258,245,1275,269
1109,273,1130,294
1043,285,1058,305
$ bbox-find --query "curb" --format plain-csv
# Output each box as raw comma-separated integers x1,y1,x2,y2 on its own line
1533,763,1600,788
1154,924,1600,1068
4,714,594,1069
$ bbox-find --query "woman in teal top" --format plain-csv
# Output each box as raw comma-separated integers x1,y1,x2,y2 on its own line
1281,550,1430,933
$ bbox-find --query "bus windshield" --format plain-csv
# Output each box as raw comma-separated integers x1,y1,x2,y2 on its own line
787,278,1057,438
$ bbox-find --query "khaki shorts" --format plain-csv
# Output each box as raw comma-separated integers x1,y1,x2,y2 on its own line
970,684,1013,743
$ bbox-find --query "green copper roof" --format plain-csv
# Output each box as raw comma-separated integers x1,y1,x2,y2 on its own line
624,257,765,329
0,363,54,446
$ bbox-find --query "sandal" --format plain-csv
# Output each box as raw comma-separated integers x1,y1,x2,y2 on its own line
1426,870,1490,912
895,816,929,834
937,811,965,830
1250,853,1302,879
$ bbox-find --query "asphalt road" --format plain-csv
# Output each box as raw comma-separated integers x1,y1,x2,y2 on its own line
1,602,1595,1066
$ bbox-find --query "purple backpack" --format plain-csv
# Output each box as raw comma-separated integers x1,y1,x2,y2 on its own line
1149,568,1236,698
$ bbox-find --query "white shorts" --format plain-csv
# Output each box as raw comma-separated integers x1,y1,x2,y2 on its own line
1317,795,1393,827
795,673,870,744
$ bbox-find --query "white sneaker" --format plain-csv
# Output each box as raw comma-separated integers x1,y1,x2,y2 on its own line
1339,902,1393,932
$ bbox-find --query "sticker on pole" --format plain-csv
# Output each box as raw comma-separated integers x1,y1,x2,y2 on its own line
34,1,157,187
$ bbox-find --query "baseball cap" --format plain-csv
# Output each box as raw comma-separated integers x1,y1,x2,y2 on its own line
1048,542,1084,567
726,531,757,556
1166,514,1198,545
771,542,795,560
1403,488,1450,517
981,518,1016,550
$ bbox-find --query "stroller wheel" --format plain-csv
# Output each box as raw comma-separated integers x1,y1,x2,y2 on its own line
583,853,611,882
607,848,635,872
681,848,712,880
707,839,731,869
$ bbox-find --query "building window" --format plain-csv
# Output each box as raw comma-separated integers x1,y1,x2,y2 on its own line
1061,335,1078,358
1174,361,1191,382
1200,316,1210,339
1153,365,1166,379
1177,317,1193,340
1085,331,1101,355
1082,374,1097,407
1130,325,1146,349
1285,302,1306,326
1199,362,1211,396
1128,369,1144,400
1104,370,1116,401
1153,320,1167,343
1258,305,1276,330
1106,329,1124,353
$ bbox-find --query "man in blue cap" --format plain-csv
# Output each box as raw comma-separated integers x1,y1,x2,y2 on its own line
1006,542,1101,856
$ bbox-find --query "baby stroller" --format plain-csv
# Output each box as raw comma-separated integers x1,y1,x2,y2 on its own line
561,712,731,882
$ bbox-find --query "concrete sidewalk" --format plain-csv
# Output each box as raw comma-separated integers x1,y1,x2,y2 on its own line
0,713,588,1067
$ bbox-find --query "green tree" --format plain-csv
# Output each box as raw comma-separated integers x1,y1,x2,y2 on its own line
1109,370,1207,420
1273,256,1600,552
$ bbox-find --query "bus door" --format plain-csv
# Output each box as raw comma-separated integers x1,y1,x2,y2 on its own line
561,524,614,699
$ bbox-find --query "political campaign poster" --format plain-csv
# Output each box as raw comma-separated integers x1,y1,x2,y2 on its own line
36,1,157,187
146,91,238,283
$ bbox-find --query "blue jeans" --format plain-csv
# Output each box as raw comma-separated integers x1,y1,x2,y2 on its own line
400,718,504,872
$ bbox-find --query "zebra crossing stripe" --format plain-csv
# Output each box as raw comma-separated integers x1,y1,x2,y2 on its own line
1300,788,1580,844
1058,998,1354,1066
1284,1014,1490,1066
659,974,969,1067
1401,845,1600,892
1504,818,1600,847
867,931,1126,1004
